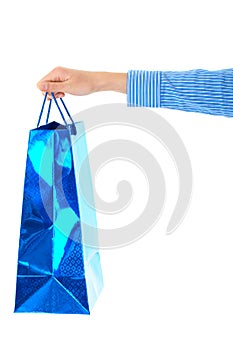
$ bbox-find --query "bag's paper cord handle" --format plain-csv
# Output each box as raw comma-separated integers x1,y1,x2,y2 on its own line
37,92,48,127
37,92,77,135
46,98,52,124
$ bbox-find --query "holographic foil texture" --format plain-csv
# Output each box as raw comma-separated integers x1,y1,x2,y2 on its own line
14,121,103,314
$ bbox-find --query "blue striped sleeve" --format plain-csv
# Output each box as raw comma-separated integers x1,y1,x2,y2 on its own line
127,69,233,117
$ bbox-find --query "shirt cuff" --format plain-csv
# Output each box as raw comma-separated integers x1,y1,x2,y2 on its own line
127,70,161,107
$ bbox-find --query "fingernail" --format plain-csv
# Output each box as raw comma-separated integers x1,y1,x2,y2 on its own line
40,83,48,91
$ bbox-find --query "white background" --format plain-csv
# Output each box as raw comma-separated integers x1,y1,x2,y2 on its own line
1,0,233,349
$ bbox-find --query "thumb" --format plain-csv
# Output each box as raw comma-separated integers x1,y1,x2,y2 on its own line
37,81,67,94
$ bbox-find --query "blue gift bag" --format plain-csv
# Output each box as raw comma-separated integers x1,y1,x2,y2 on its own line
14,94,103,314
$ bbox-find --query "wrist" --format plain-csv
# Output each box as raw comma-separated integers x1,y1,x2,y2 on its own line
95,72,127,94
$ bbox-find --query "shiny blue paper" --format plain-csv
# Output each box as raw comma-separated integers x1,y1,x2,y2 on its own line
14,121,103,314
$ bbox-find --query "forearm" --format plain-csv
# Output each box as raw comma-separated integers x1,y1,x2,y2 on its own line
95,72,127,93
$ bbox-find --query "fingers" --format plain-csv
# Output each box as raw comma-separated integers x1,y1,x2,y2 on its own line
37,67,96,97
37,80,67,95
37,67,70,97
37,82,66,99
41,91,65,100
54,92,65,99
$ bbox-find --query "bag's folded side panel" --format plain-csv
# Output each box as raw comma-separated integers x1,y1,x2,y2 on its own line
71,122,104,310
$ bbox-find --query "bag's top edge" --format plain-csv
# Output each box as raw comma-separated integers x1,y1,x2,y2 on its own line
32,121,82,131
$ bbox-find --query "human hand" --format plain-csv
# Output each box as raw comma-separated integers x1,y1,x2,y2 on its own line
37,66,127,98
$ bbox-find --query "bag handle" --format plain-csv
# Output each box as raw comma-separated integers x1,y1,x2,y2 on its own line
37,92,77,135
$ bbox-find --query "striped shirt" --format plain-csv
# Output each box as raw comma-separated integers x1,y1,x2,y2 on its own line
127,69,233,117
